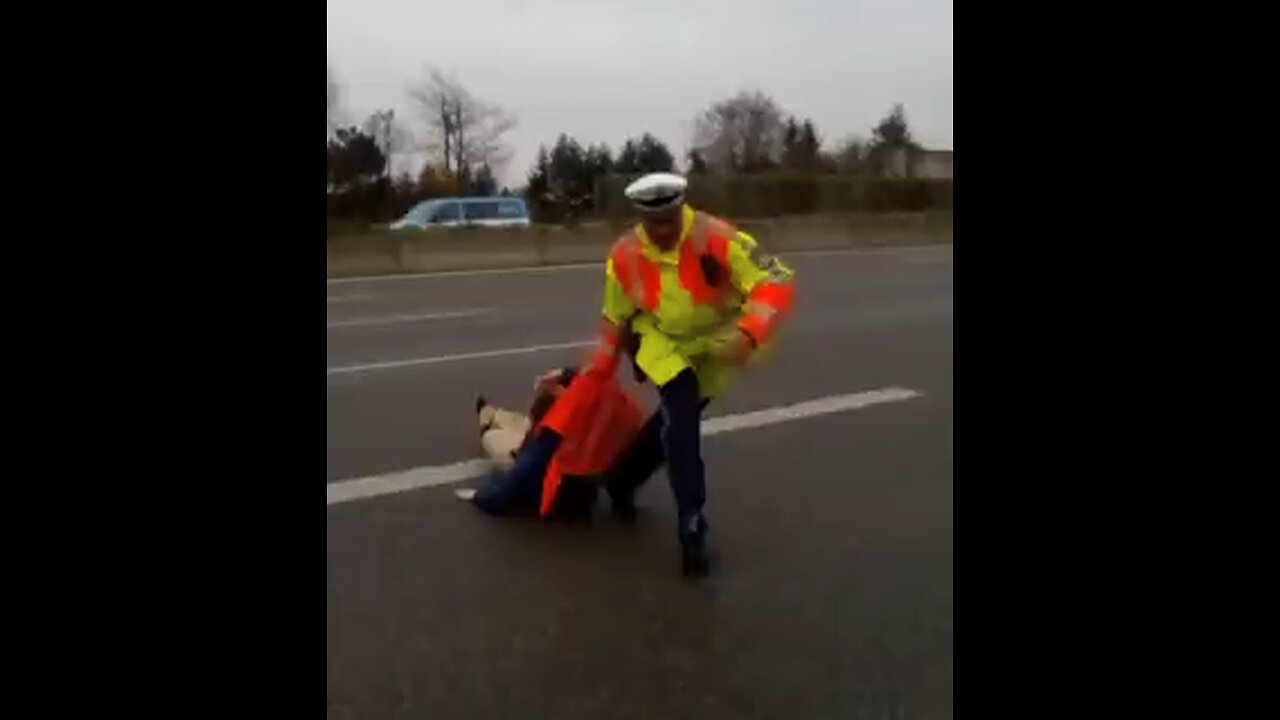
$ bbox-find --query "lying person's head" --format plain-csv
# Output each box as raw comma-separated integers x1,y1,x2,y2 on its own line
527,367,578,425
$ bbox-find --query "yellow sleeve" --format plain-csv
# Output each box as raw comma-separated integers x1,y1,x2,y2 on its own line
602,257,636,325
725,230,793,296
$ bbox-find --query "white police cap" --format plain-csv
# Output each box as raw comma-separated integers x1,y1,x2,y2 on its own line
624,172,688,211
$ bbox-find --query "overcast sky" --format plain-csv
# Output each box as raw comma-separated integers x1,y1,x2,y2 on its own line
327,0,952,186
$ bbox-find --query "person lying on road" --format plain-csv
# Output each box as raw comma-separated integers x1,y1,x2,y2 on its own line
456,366,645,522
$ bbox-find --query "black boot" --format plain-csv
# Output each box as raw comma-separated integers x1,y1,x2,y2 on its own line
680,515,711,578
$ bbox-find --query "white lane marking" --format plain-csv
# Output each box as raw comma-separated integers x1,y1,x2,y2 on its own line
789,246,951,259
324,245,949,284
328,460,493,505
326,386,922,506
700,386,922,435
326,340,594,376
326,309,491,329
327,294,371,303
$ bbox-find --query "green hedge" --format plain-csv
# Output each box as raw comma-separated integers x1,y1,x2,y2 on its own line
591,174,952,222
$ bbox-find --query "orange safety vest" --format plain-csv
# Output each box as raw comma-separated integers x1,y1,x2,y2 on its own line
533,369,646,518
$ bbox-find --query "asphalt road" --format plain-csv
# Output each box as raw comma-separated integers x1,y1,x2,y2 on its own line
327,246,954,720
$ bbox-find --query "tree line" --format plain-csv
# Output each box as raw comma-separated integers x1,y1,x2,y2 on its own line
327,65,942,229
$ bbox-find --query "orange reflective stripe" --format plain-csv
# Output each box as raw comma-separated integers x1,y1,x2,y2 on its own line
686,217,707,255
695,212,734,267
610,238,640,305
610,234,658,311
737,280,795,345
706,232,729,268
636,255,660,310
678,239,718,304
679,212,734,306
750,280,795,315
738,313,771,346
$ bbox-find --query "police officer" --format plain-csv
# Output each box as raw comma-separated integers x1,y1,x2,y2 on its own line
589,172,796,576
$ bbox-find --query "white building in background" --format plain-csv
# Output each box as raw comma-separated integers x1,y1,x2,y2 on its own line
883,148,953,180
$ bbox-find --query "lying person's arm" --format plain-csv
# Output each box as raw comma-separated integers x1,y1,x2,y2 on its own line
523,367,583,446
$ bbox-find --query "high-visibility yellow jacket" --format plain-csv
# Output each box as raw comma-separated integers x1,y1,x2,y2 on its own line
592,205,795,398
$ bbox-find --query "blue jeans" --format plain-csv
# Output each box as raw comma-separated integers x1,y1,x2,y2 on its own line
472,429,599,519
473,429,561,516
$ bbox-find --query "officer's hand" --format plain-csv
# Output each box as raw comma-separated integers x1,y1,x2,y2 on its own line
710,328,755,366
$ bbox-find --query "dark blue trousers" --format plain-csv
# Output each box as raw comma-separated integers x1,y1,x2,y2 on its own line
472,429,561,516
606,369,709,539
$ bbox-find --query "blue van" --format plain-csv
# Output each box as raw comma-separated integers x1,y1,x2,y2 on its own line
390,196,531,230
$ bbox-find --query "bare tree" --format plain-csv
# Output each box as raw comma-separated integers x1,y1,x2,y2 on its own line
362,109,411,178
409,68,457,171
693,90,787,173
408,67,516,183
